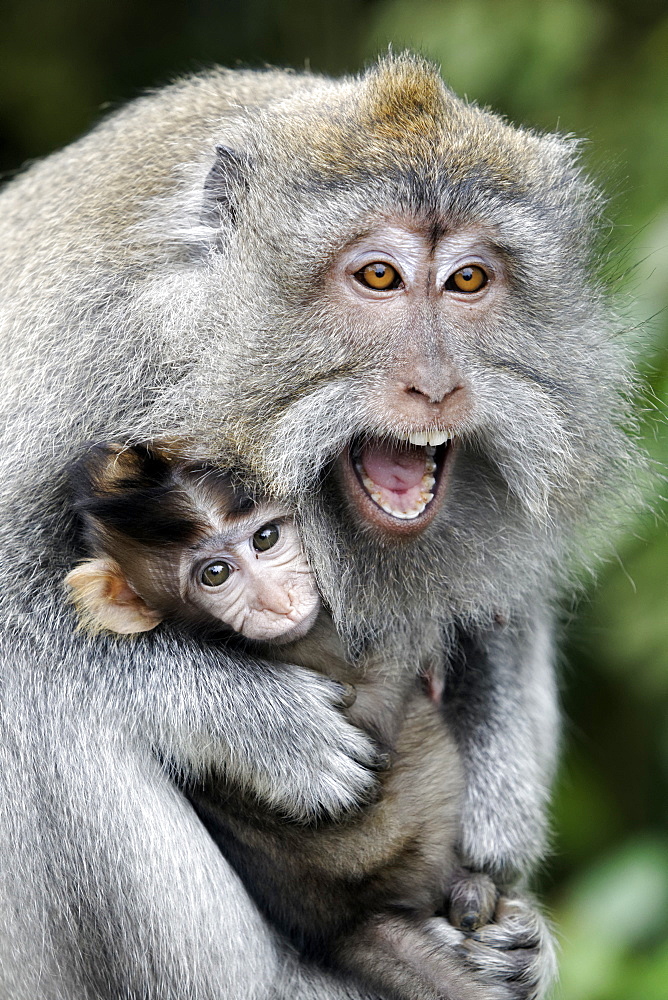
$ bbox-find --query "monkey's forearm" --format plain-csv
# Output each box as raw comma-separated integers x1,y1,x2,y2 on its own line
444,614,558,884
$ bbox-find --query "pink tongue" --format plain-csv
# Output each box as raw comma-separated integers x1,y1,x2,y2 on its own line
361,442,426,493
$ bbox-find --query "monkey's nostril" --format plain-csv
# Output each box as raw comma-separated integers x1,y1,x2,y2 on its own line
405,384,460,406
406,385,441,403
404,382,464,406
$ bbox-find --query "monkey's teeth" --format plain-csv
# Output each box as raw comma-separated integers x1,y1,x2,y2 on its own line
408,431,451,447
361,473,381,496
378,501,425,519
356,461,438,519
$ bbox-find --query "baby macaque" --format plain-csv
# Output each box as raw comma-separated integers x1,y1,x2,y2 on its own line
65,443,320,644
66,443,495,1000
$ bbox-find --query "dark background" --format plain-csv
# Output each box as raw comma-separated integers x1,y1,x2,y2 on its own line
2,2,667,995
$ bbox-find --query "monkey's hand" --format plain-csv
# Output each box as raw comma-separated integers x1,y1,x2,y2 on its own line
161,654,384,824
430,893,557,1000
241,669,384,822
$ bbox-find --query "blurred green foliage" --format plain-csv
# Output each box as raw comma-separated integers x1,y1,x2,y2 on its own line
1,1,667,995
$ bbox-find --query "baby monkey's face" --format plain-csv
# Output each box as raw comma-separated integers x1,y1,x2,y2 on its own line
180,514,321,643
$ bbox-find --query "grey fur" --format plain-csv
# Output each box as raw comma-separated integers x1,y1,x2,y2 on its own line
0,53,639,998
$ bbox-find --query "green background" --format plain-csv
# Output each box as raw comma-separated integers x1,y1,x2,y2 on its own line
1,2,667,996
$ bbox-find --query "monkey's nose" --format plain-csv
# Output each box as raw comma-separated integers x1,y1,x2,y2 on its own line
399,360,465,406
404,381,464,406
386,371,471,427
251,581,294,615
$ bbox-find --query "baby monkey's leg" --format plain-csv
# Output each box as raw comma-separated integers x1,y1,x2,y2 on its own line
336,912,485,1000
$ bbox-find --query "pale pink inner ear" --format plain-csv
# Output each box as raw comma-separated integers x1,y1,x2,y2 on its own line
106,573,143,607
102,569,161,633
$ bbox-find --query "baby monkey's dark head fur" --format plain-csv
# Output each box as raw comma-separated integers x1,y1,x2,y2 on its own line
71,442,255,550
67,444,321,643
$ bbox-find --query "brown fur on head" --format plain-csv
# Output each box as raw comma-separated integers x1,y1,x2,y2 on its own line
257,52,580,201
359,53,449,140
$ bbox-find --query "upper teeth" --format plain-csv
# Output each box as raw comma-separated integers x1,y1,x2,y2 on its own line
407,431,451,447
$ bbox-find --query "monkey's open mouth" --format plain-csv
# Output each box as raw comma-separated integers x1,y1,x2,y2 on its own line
340,434,454,536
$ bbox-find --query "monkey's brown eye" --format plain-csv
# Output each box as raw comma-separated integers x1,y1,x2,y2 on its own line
201,562,231,587
445,265,488,294
252,523,280,551
356,262,401,290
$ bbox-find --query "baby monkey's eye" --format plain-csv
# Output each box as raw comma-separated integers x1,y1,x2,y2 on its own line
444,265,488,294
252,523,280,551
355,262,402,291
201,562,231,587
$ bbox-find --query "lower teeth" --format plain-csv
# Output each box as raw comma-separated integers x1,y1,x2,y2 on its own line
356,459,437,520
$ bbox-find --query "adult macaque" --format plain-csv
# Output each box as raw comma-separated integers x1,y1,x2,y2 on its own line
0,53,638,999
65,440,494,999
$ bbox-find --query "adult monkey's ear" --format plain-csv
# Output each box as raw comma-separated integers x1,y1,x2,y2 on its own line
202,144,250,231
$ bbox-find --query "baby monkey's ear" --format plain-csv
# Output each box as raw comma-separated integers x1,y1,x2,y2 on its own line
65,557,162,635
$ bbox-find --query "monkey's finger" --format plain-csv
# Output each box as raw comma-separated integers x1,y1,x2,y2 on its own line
332,681,357,709
457,895,557,1000
466,896,546,950
448,871,498,931
459,940,539,1000
368,747,392,772
319,678,392,772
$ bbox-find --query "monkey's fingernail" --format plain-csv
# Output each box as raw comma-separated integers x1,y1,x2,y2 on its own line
336,682,357,708
459,912,482,931
373,751,392,771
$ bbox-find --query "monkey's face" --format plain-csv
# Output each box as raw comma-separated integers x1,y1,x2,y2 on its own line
211,202,577,546
326,222,504,538
178,64,614,563
179,515,321,643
